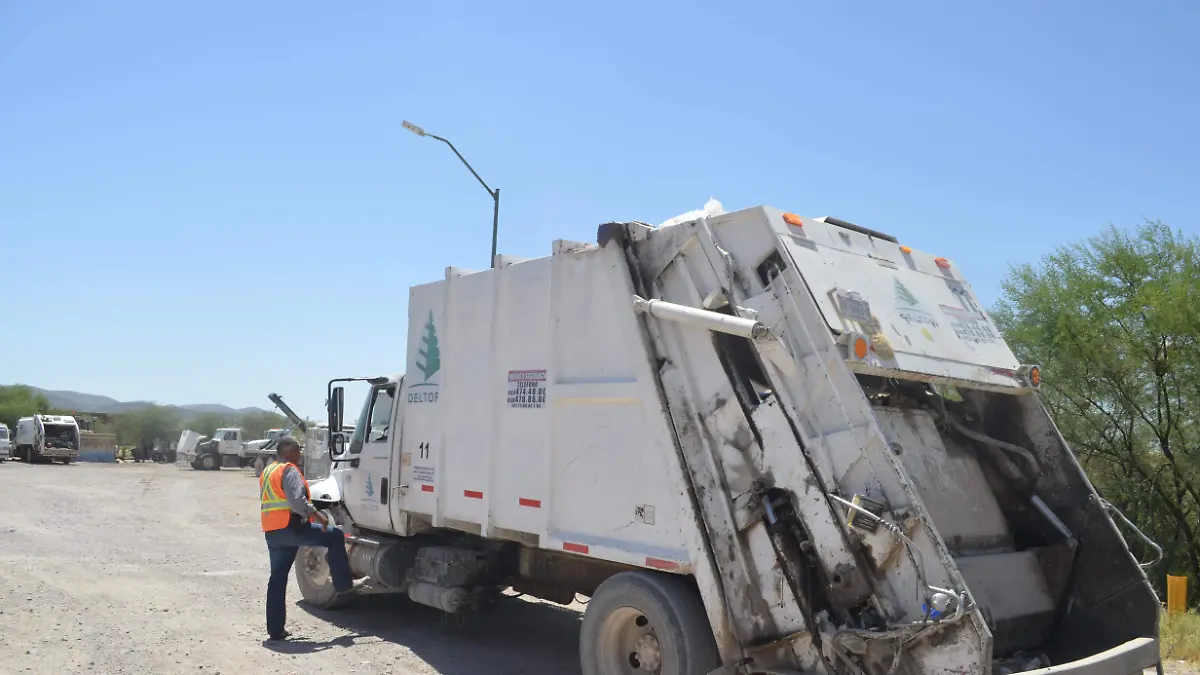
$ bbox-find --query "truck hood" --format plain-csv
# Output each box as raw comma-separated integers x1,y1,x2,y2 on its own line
308,476,341,503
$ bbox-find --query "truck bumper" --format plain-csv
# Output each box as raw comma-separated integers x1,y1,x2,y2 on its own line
41,449,79,459
1024,638,1159,675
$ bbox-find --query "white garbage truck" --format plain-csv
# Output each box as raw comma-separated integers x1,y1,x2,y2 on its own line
300,206,1160,675
14,414,80,464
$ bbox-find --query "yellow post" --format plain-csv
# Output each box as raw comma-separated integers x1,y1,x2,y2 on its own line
1167,575,1188,614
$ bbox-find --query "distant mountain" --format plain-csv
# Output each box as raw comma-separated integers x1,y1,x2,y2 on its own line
24,387,267,419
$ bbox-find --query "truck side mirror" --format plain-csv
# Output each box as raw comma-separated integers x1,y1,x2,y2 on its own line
329,386,344,434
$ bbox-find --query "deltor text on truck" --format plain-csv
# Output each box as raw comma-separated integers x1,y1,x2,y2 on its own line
15,414,81,464
298,205,1160,675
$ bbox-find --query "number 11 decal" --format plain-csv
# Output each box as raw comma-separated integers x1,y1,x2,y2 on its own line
418,441,430,459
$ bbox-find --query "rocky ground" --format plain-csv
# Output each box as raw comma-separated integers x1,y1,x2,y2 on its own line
0,461,584,675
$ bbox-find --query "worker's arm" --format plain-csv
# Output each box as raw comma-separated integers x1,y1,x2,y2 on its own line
281,464,319,520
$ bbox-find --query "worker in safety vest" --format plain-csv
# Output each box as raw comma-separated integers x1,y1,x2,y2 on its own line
260,436,366,641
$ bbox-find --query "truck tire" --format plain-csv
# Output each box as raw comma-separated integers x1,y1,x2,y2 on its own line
199,454,218,471
295,545,352,610
580,571,720,675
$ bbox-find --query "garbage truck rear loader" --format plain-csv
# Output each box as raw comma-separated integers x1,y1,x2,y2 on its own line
303,206,1159,675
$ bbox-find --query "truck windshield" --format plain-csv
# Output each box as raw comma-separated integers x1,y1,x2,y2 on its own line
44,424,78,448
0,428,7,440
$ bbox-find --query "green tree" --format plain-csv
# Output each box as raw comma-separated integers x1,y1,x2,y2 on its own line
190,412,234,439
109,405,183,447
239,410,291,439
0,385,52,430
993,219,1200,590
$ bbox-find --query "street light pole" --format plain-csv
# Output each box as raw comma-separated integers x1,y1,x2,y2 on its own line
403,120,500,268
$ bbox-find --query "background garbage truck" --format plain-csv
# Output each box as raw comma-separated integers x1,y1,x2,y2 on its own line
297,205,1160,675
14,414,80,464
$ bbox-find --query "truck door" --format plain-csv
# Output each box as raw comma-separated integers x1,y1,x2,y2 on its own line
218,429,241,457
345,383,398,532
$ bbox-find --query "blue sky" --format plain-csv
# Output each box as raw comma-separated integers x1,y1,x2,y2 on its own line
1,1,1196,419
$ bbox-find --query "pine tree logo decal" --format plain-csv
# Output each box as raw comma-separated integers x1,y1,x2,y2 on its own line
895,279,919,308
365,472,375,498
416,311,441,382
894,277,938,332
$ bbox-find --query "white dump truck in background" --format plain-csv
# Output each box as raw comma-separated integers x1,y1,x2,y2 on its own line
0,422,10,461
15,414,80,464
176,425,298,472
176,427,245,470
298,205,1160,675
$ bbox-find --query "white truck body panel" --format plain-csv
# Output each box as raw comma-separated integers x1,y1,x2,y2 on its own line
0,423,10,459
15,417,37,447
379,251,697,573
324,205,1159,675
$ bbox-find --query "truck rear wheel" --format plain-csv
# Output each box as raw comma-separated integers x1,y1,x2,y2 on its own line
580,571,720,675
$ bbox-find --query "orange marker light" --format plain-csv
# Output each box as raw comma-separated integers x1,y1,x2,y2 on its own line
899,245,912,254
853,336,869,360
783,213,804,227
934,257,951,269
1029,366,1041,388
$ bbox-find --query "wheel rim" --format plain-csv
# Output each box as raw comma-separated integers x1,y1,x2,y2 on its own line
596,606,665,674
299,547,332,591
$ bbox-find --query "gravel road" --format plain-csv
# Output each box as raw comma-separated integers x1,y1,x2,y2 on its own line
0,461,1187,675
0,461,584,675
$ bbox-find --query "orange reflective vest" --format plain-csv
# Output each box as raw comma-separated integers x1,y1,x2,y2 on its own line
260,461,312,532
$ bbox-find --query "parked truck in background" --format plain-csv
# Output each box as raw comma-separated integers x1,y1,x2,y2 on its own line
296,205,1160,675
15,414,81,464
176,427,244,470
0,423,10,462
176,427,287,471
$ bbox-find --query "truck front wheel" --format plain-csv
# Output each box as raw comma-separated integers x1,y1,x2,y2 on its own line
295,545,351,610
580,571,720,675
199,454,218,471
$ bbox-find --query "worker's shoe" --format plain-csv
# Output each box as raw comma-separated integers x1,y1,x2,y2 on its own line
336,577,369,597
267,630,292,642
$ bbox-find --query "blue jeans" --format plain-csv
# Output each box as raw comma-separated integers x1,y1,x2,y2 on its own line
264,522,354,637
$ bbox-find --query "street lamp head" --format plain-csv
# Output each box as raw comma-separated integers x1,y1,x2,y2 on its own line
402,120,427,137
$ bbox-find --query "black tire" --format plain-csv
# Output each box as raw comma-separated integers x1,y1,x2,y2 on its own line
199,454,218,471
580,571,720,675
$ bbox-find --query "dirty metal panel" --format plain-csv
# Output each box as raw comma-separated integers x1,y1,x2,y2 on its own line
759,206,1024,390
874,408,1012,554
956,550,1056,655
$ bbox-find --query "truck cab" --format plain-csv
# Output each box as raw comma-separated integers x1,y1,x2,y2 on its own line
0,423,10,460
188,427,248,470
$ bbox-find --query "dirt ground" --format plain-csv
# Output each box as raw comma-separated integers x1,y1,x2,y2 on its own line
0,460,1185,675
0,461,585,675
